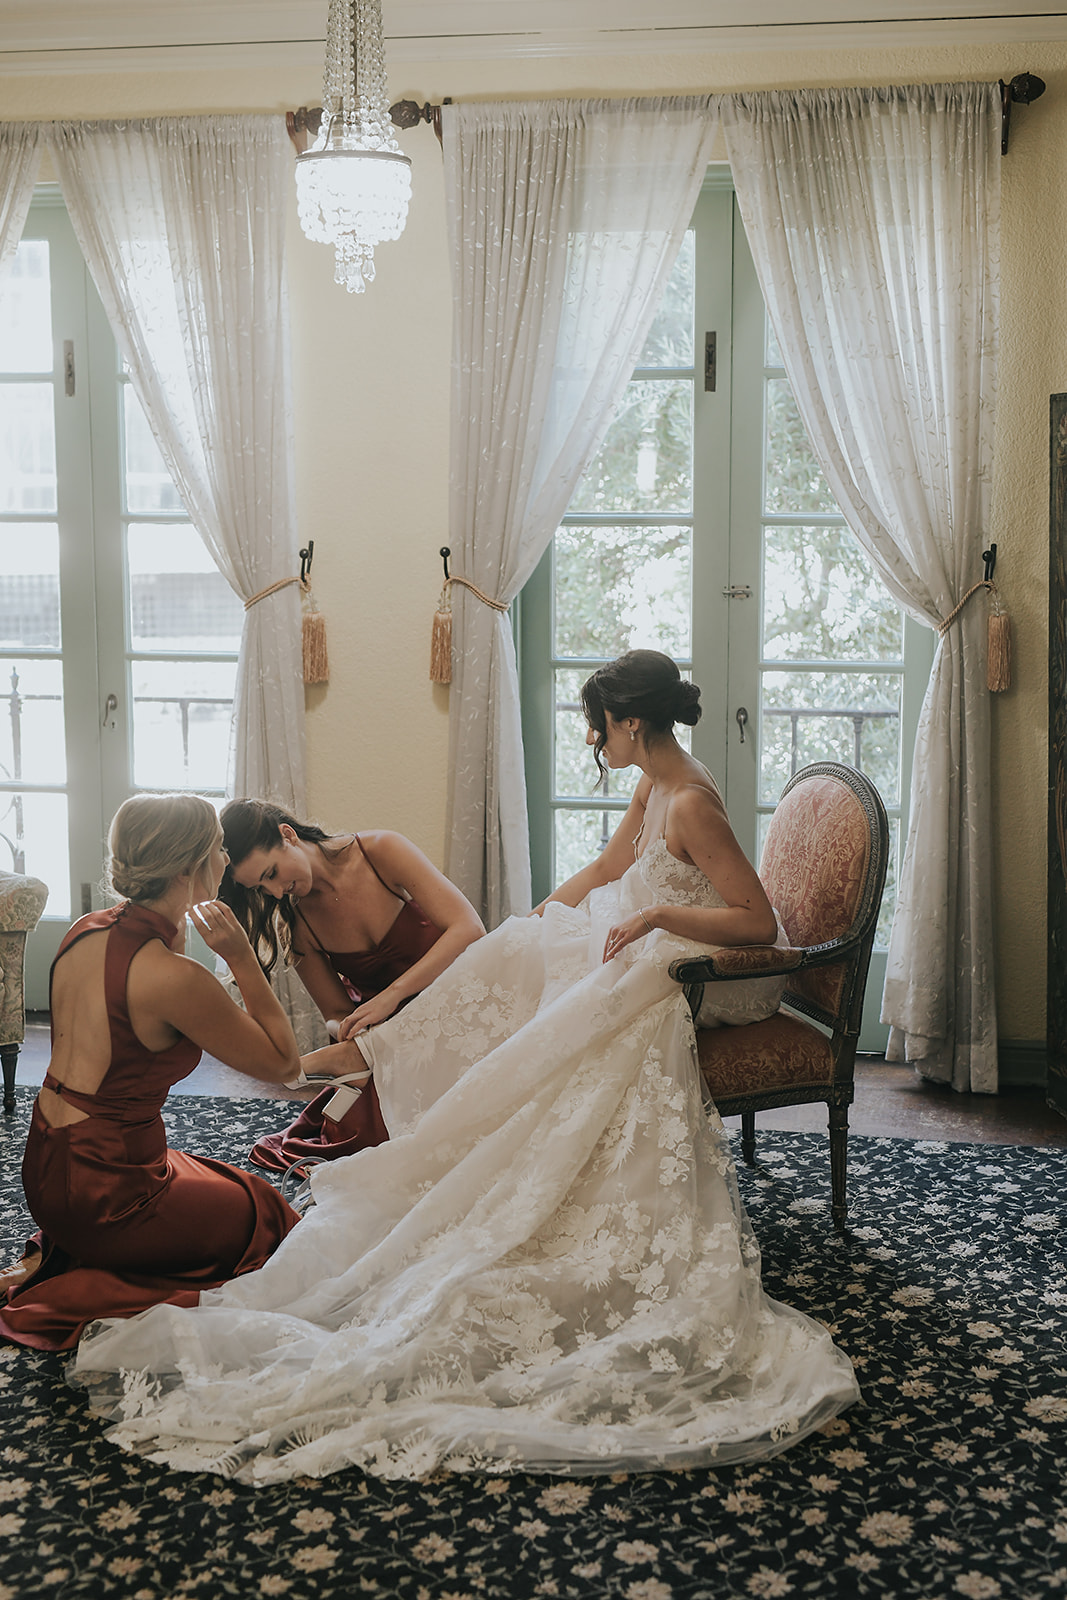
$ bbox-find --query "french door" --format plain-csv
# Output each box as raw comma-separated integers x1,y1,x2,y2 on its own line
520,181,933,1051
0,192,242,1005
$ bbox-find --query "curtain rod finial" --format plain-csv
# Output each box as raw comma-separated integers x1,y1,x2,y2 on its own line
1009,72,1045,105
1000,72,1045,153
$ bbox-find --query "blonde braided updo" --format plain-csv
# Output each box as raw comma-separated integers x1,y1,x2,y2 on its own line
107,793,221,905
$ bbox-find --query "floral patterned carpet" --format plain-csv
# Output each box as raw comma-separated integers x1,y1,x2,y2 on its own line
0,1090,1065,1600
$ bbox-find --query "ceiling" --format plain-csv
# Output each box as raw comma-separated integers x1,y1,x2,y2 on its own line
1,1,1065,74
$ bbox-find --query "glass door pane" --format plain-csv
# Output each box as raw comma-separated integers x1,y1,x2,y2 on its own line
0,236,72,920
12,194,243,1004
729,213,935,1050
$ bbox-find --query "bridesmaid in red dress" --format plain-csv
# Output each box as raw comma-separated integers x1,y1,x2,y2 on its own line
0,793,331,1351
219,800,484,1172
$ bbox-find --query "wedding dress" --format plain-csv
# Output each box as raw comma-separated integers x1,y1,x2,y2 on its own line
69,841,859,1483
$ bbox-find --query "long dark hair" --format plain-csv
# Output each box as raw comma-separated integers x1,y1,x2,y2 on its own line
580,650,702,786
219,798,346,972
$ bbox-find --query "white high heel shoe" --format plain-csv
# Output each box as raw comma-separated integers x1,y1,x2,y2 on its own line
283,1065,373,1122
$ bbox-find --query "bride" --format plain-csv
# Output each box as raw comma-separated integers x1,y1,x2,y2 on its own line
69,650,859,1483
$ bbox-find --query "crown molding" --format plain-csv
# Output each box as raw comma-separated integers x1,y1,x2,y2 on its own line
0,6,1065,76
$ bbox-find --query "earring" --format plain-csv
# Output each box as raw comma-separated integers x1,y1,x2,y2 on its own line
630,728,637,742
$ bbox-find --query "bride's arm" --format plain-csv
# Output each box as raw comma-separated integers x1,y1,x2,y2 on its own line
531,780,651,914
603,785,777,958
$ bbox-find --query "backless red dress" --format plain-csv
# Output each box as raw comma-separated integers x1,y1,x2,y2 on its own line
248,836,442,1173
0,902,299,1351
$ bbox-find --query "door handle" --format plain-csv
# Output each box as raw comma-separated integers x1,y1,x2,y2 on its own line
735,706,748,744
102,692,118,729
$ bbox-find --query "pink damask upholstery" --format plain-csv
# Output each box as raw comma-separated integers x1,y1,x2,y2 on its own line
761,775,873,1018
671,762,889,1230
697,1011,833,1100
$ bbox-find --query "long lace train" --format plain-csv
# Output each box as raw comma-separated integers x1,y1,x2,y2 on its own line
68,844,858,1482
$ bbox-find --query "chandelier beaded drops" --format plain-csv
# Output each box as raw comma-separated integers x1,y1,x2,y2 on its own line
295,0,412,293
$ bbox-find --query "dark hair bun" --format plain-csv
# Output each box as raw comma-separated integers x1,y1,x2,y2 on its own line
674,679,702,726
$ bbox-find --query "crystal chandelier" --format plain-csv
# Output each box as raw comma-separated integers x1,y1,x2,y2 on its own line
296,0,412,294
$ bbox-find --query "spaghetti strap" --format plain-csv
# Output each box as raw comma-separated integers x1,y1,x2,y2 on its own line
293,836,409,961
293,904,330,959
353,835,405,899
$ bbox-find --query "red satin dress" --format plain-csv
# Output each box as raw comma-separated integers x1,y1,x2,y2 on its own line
0,902,299,1351
249,837,441,1173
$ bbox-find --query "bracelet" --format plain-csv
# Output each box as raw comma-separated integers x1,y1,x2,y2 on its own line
639,907,655,934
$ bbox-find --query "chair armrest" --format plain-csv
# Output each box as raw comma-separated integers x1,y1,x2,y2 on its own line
669,929,864,985
0,874,49,934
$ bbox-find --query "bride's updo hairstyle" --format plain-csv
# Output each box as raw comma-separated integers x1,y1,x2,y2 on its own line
581,650,702,784
219,798,340,973
107,794,220,905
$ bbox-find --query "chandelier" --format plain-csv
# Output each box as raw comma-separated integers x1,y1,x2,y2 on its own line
295,0,412,294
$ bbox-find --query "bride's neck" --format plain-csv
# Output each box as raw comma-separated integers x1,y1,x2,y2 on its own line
636,733,688,788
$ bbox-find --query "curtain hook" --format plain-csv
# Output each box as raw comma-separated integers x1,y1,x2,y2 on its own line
299,541,315,584
440,546,451,580
982,543,997,582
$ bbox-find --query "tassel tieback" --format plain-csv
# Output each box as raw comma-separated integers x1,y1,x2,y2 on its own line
245,575,329,685
430,576,509,685
937,579,1011,692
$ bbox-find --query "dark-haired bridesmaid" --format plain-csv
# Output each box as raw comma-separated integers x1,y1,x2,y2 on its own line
219,800,484,1171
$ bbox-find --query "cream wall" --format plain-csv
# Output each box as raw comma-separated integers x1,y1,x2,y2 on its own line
4,34,1063,1042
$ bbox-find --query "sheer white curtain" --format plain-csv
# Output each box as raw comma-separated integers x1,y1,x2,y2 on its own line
46,115,306,810
47,115,324,1048
443,97,720,926
721,83,1001,1091
0,123,42,276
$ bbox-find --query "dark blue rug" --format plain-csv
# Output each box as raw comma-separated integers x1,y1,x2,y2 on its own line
1,1090,1065,1599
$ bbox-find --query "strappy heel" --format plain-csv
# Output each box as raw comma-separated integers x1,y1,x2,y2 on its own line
283,1067,373,1123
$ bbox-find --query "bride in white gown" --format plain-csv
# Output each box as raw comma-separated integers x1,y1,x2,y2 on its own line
69,651,859,1483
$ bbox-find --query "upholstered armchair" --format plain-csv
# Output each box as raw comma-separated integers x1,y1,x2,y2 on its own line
0,871,49,1114
671,762,889,1231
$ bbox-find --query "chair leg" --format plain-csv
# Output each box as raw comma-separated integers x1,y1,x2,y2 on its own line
740,1110,756,1166
829,1100,849,1232
0,1042,18,1115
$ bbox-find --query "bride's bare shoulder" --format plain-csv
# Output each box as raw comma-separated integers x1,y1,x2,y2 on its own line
675,755,725,808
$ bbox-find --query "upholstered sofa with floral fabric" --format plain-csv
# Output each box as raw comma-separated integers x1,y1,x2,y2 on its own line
0,870,49,1113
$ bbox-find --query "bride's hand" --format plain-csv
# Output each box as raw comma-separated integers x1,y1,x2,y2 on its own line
602,911,655,963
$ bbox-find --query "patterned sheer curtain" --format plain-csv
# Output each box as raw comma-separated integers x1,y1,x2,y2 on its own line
443,97,720,925
48,115,324,1048
721,83,1001,1091
46,116,306,810
0,123,42,276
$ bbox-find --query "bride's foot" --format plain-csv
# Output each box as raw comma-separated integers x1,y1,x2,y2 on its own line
0,1247,41,1292
286,1039,370,1090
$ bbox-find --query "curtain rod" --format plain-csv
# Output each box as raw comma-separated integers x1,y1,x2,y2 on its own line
286,76,1045,157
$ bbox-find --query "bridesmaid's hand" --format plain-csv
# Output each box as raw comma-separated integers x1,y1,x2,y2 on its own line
188,899,252,966
337,990,402,1040
602,911,655,963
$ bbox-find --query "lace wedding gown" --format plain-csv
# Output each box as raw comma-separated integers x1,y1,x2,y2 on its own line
69,841,859,1483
